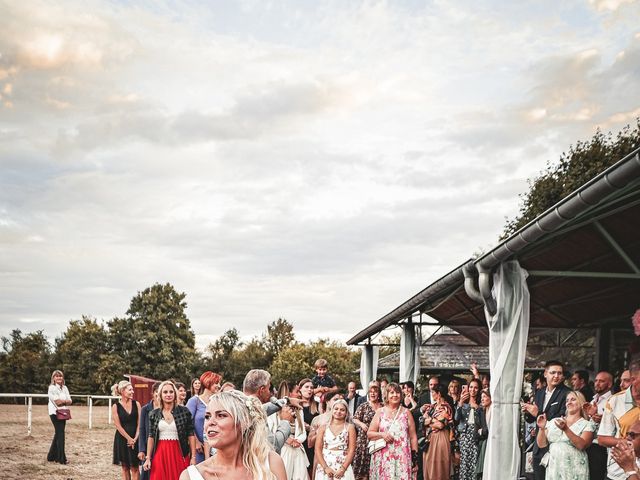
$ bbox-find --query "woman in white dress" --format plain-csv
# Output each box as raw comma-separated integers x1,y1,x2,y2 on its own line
315,399,356,480
269,406,309,479
179,390,287,480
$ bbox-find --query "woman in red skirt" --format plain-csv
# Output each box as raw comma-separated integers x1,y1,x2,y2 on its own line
143,380,196,479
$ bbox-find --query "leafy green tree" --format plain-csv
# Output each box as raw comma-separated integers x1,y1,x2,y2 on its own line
203,328,242,379
227,338,270,386
270,339,360,388
263,318,295,363
100,283,198,386
53,316,109,395
502,120,640,238
0,329,52,396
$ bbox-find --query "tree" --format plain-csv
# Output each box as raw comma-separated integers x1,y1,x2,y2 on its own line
100,283,198,385
269,339,360,388
502,120,640,238
203,328,241,379
53,316,109,395
0,329,52,396
263,318,295,362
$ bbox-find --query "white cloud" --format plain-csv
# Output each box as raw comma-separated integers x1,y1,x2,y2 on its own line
0,0,639,347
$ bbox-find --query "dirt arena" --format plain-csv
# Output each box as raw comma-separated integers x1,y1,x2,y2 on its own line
1,404,124,479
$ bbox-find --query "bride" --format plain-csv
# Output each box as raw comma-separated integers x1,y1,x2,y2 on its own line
180,390,287,480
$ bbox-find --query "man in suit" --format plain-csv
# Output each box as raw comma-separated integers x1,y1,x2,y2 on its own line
522,360,571,480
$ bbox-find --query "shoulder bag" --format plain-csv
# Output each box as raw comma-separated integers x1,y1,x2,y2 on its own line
368,406,401,454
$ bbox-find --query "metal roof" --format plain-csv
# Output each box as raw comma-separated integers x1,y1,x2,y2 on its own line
347,146,640,346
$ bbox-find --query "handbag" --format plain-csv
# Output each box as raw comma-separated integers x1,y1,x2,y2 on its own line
367,406,402,455
56,408,71,420
367,438,386,454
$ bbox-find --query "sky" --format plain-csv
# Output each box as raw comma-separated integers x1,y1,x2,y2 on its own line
1,0,639,350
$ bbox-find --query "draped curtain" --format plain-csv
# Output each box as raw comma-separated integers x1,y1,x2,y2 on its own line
483,261,530,480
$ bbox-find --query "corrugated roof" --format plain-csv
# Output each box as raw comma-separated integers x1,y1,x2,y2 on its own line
348,147,640,346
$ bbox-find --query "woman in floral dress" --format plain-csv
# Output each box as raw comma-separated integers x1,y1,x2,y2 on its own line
368,383,419,480
352,384,382,479
315,399,357,480
536,391,594,480
455,379,481,480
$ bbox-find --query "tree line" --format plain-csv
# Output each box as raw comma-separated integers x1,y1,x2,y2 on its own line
0,283,360,399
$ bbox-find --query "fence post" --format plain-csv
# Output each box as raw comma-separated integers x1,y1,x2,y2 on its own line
108,397,112,424
88,396,93,429
27,396,33,436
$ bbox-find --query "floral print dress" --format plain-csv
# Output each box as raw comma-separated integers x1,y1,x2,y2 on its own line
369,408,414,480
352,402,378,477
545,418,594,480
315,423,355,480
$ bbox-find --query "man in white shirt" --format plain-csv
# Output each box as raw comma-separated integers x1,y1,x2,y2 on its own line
585,371,613,480
599,359,640,480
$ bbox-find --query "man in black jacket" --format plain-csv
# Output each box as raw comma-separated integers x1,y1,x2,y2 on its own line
522,360,571,480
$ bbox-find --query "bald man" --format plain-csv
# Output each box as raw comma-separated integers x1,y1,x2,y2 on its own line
585,371,613,480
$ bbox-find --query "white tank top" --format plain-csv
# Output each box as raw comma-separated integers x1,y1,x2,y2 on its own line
158,419,179,440
185,455,271,479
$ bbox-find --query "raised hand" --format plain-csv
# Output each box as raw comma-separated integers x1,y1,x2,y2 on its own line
536,413,547,429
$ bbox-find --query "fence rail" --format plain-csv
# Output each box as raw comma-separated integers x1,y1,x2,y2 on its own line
0,393,120,436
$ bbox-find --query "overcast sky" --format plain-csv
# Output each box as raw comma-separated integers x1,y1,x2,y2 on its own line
1,0,639,350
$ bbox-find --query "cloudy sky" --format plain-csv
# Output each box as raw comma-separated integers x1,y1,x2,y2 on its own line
1,0,639,349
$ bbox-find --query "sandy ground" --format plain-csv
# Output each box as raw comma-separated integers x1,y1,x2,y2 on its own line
0,404,125,480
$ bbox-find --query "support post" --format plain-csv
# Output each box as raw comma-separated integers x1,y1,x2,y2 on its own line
88,396,93,429
27,396,32,436
108,397,113,424
595,327,611,373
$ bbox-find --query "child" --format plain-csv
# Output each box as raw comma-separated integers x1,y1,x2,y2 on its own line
312,359,339,405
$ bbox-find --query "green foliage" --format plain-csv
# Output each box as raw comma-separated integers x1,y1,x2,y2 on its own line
263,318,295,362
269,338,360,389
53,316,109,395
502,120,640,238
0,329,52,395
203,328,242,380
105,283,198,384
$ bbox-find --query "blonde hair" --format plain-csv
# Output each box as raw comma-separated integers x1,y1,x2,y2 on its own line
157,380,178,410
568,391,589,420
50,370,64,385
208,390,275,480
112,380,132,396
330,398,351,424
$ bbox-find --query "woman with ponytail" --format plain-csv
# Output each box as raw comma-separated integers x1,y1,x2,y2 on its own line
180,390,287,480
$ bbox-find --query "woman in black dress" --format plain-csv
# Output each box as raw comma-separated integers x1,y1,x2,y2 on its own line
299,377,320,475
113,380,141,480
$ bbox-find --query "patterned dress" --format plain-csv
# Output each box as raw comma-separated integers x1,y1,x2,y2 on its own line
315,424,355,480
369,408,414,480
455,404,478,480
545,418,594,480
352,402,378,477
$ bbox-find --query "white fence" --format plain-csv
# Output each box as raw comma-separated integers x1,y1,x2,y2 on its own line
0,393,120,436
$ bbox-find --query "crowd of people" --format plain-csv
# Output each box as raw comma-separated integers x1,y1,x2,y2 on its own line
46,357,640,480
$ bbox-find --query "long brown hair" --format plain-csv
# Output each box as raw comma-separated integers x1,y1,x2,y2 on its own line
298,378,319,414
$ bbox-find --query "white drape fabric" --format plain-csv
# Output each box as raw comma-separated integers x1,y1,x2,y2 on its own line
360,345,379,391
483,261,530,480
399,323,421,384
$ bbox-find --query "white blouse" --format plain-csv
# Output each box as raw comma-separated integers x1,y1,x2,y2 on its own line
48,384,71,416
158,419,180,440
